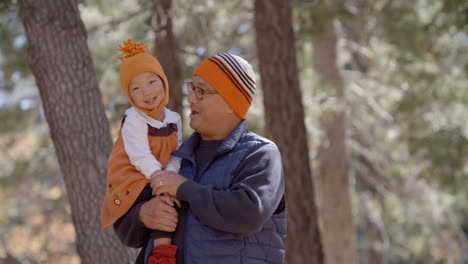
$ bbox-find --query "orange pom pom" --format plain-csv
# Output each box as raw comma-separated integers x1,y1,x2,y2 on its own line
117,39,150,61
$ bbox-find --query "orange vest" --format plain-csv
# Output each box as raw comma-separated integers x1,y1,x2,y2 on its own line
101,121,178,228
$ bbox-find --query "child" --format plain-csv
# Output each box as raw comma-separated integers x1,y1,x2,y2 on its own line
101,39,181,264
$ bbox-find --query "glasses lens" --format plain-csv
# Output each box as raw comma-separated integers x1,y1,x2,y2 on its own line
187,82,202,100
196,87,203,100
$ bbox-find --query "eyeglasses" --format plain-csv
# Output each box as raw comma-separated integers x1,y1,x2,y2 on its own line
186,82,218,100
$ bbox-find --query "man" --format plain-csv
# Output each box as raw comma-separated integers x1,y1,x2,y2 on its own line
114,53,286,264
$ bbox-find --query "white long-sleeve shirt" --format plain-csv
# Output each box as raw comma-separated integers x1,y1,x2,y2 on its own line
121,107,182,179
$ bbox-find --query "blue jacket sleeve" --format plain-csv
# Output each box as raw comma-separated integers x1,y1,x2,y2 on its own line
176,143,284,236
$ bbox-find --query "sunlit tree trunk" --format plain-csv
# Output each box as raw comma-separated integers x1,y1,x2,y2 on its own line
312,15,357,264
18,0,136,263
152,0,184,126
254,1,324,263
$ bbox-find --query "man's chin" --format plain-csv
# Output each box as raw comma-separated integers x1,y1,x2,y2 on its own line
189,120,199,131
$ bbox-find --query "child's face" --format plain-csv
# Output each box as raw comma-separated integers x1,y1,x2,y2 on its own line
129,72,165,111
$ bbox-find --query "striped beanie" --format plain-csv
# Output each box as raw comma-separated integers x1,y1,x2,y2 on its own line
194,53,256,119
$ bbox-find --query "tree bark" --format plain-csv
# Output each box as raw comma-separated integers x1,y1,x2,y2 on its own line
18,0,136,263
152,0,184,125
254,1,324,264
312,18,358,264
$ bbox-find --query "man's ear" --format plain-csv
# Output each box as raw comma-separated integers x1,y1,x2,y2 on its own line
219,99,235,114
225,106,234,114
224,104,236,115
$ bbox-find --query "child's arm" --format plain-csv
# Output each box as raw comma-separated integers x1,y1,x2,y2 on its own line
165,114,183,173
122,114,162,179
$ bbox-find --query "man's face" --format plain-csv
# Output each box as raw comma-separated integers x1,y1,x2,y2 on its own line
188,76,234,140
129,72,165,111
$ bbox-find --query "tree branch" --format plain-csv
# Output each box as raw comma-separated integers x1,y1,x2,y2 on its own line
349,82,393,123
87,5,150,35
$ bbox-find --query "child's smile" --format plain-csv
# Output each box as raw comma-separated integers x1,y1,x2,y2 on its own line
144,96,157,106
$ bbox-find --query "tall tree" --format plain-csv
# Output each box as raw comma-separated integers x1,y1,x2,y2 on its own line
17,0,135,263
311,6,357,264
309,0,357,264
254,1,323,263
152,0,183,123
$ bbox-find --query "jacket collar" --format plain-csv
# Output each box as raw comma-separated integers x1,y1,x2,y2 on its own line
125,107,179,128
173,120,248,161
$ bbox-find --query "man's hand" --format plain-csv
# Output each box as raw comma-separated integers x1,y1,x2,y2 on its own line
150,170,188,197
139,195,178,232
168,195,182,208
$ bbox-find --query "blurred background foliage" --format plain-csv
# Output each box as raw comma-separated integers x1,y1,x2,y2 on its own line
0,0,467,263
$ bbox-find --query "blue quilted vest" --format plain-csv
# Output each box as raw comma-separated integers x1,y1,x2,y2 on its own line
171,121,287,264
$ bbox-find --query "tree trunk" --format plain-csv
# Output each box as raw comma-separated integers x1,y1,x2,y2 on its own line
152,0,184,125
312,19,358,264
254,1,324,264
18,0,136,263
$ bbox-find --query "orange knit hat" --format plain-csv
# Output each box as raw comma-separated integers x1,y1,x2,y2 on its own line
194,53,256,119
118,39,169,116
